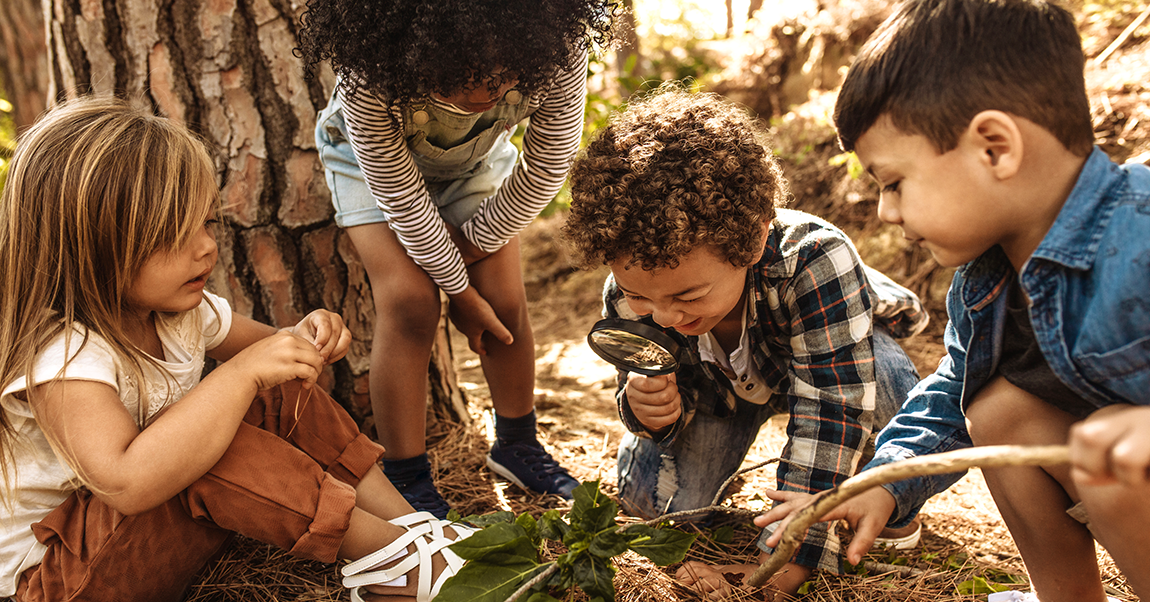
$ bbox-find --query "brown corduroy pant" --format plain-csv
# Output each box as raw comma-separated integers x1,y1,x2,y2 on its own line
15,380,384,602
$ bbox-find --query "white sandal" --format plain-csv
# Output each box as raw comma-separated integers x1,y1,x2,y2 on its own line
342,512,476,602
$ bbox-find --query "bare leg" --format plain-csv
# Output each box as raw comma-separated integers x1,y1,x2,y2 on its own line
345,223,442,460
965,376,1107,602
354,465,415,520
466,236,535,419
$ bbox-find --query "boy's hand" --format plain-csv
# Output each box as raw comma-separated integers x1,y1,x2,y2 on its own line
758,487,897,566
226,329,325,392
290,309,351,364
1069,404,1150,488
448,286,513,355
625,372,682,432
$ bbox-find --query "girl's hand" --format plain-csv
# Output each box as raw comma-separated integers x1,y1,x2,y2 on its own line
226,329,325,392
625,372,682,432
1069,404,1150,488
290,309,351,364
758,487,897,566
447,286,513,355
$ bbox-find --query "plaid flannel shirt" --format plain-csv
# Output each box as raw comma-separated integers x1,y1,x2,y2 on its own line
604,209,928,572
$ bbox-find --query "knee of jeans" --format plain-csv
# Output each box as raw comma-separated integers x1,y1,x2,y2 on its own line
617,437,683,519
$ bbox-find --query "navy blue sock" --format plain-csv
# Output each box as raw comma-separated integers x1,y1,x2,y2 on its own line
494,410,537,444
381,453,431,487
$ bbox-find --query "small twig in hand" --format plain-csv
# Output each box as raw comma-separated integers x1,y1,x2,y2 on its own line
285,384,314,438
747,444,1070,587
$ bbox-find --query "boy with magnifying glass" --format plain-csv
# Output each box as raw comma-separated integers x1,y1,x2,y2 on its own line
562,86,928,599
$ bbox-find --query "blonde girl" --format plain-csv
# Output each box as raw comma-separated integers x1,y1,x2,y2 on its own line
0,97,472,602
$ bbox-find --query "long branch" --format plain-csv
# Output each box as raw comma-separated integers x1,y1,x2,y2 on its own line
747,444,1070,587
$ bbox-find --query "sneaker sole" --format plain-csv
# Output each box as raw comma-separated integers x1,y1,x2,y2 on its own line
872,521,922,550
486,454,532,491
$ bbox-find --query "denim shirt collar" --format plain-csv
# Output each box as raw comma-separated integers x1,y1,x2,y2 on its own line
959,147,1120,311
1028,147,1123,271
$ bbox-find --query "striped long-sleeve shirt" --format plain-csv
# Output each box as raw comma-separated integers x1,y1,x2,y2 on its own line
338,52,588,295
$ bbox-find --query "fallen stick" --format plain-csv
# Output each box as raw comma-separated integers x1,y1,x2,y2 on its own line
747,444,1070,587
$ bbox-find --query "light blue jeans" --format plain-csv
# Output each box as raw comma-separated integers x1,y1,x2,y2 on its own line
616,327,920,519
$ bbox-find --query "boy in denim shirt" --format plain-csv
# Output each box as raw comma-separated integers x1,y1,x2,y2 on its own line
760,1,1150,600
562,88,928,599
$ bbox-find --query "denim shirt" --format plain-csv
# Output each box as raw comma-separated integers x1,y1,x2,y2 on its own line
868,147,1150,527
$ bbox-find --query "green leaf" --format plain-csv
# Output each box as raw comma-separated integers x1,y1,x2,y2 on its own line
448,522,538,562
538,509,569,541
575,504,619,534
458,511,517,528
568,481,618,533
525,593,562,602
572,554,617,602
516,512,540,547
589,529,632,558
436,559,550,602
956,576,1011,595
710,525,735,544
624,525,696,566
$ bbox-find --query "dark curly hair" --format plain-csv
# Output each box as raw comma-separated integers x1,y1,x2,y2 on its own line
297,0,616,106
563,87,787,271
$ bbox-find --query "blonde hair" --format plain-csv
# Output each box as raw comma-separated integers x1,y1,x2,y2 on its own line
0,96,220,502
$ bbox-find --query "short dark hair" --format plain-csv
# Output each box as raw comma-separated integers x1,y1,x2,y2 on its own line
834,0,1093,156
563,86,787,271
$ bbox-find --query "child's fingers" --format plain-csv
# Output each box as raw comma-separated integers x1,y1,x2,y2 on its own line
326,327,352,364
1069,419,1124,484
1109,431,1150,486
844,514,888,565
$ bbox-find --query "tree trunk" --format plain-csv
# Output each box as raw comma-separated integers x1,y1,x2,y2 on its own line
36,0,469,428
0,0,50,130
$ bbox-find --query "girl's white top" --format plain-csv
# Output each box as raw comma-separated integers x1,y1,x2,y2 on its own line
339,51,587,294
0,293,233,596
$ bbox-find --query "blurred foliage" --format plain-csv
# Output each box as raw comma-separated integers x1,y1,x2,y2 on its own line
0,83,15,194
542,0,729,216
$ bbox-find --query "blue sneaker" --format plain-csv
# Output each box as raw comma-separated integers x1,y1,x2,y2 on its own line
486,439,579,498
394,472,451,519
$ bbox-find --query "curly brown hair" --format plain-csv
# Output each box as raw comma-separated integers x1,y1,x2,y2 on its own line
297,0,616,107
563,87,787,271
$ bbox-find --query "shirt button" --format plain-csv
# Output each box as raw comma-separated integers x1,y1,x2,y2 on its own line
745,384,754,391
504,90,523,105
411,110,430,125
740,374,748,382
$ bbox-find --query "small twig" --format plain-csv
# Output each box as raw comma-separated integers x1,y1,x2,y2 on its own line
747,445,1070,587
1093,4,1150,67
503,564,560,602
861,561,950,582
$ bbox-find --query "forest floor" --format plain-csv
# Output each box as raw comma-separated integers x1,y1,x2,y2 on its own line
187,8,1150,602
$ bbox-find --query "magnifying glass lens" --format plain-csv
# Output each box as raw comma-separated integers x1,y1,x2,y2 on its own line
586,319,682,375
589,329,676,370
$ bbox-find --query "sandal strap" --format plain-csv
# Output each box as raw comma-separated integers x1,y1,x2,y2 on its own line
342,514,476,602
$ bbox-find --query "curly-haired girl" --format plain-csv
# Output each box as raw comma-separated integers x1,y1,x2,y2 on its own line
297,0,615,517
563,87,929,600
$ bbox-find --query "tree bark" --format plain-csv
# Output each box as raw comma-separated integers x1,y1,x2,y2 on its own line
36,0,469,427
0,0,50,130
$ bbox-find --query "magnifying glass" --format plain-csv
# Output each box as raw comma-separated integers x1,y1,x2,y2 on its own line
586,318,683,375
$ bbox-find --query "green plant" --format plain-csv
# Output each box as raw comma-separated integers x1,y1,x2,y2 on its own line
437,480,696,602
